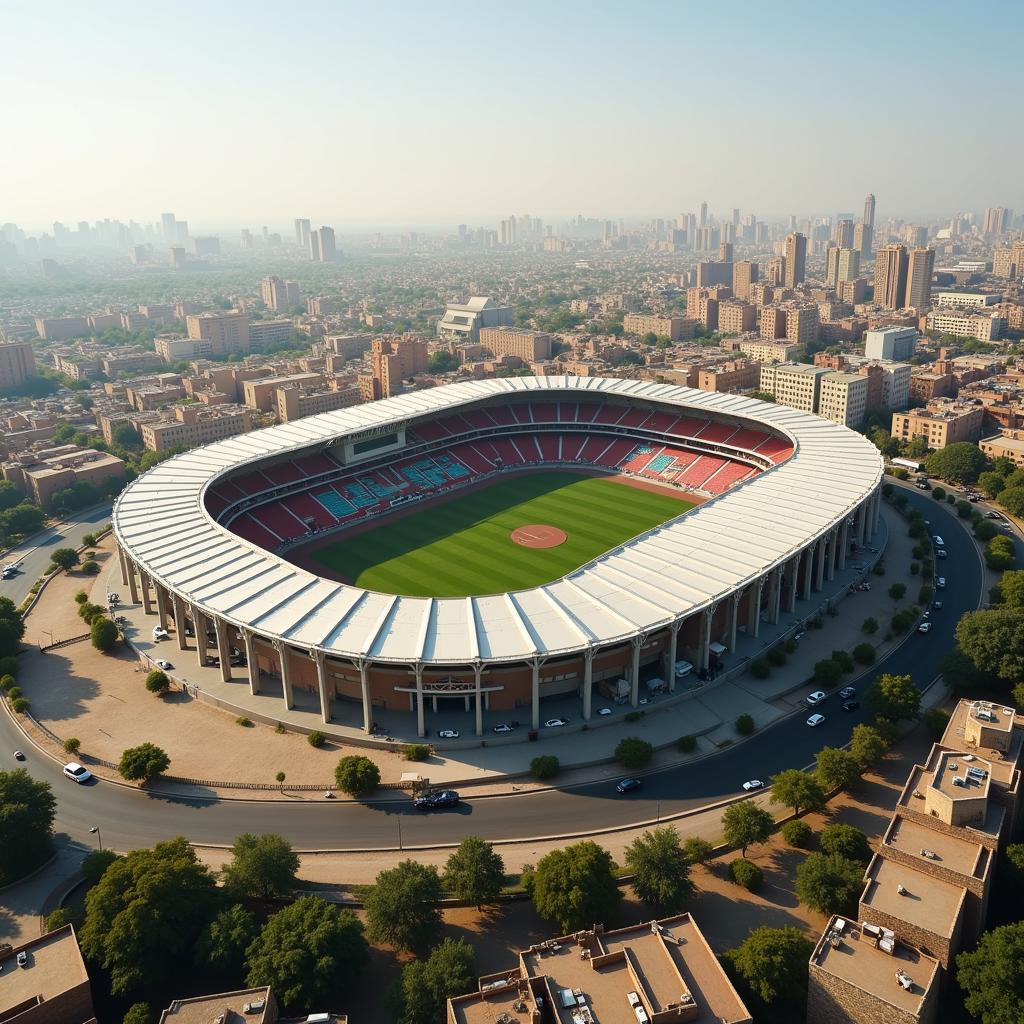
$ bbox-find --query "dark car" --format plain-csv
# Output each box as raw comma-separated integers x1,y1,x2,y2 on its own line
413,789,460,810
842,700,860,712
616,777,642,794
839,686,856,700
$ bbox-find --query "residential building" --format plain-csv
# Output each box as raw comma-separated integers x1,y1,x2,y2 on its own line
260,275,301,311
935,292,1001,310
275,382,362,422
325,334,373,361
992,241,1024,279
875,245,909,310
819,371,869,428
34,316,88,341
905,247,936,310
359,336,430,400
0,925,96,1024
784,232,807,287
732,260,759,301
478,327,554,360
759,306,787,340
759,362,830,413
908,370,955,403
3,446,126,507
891,399,984,448
833,219,855,249
980,429,1024,467
827,247,860,287
0,340,35,388
140,404,254,451
864,193,876,228
249,319,294,349
924,310,1005,342
865,327,917,362
447,915,751,1024
717,301,757,336
436,296,514,344
696,359,760,393
294,218,311,249
309,225,336,262
158,986,346,1024
100,350,164,376
785,304,819,344
855,221,873,260
185,311,251,356
243,373,322,412
736,337,799,363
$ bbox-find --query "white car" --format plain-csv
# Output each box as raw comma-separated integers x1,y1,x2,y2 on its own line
156,659,173,670
597,707,613,716
918,622,932,633
438,729,460,739
741,779,764,792
492,723,514,734
936,578,946,589
932,535,944,547
805,690,827,706
63,762,92,784
544,717,569,728
806,714,826,728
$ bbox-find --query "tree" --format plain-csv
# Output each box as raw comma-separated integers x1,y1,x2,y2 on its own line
195,903,258,973
91,616,119,652
956,921,1024,1024
530,755,560,779
814,747,862,791
813,658,842,687
724,926,814,1018
722,800,774,857
79,837,217,995
999,486,1024,518
624,826,693,914
615,736,653,768
735,713,755,735
924,706,951,740
144,670,169,695
2,502,44,537
118,742,170,782
50,547,80,571
956,607,1024,683
333,755,380,796
819,823,871,863
865,672,921,721
222,832,299,902
997,570,1024,608
925,442,986,484
443,836,505,909
112,424,144,449
781,819,814,848
0,597,26,657
862,616,879,635
0,769,56,885
888,582,906,600
852,642,875,665
729,858,763,891
978,470,1007,497
122,1004,152,1024
531,840,622,933
770,769,826,816
682,837,715,865
794,853,864,915
427,351,459,373
394,938,477,1024
850,723,888,768
82,848,119,884
0,480,22,511
365,859,443,953
986,534,1017,570
246,896,367,1011
81,559,100,575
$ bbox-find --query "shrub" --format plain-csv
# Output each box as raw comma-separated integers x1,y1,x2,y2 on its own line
918,584,933,604
974,519,998,541
862,617,878,635
729,858,763,892
781,819,814,848
676,734,697,754
784,637,798,653
767,647,787,667
11,697,29,713
144,670,169,695
932,486,946,500
45,907,72,931
852,642,875,666
6,685,22,700
275,722,286,734
235,716,253,727
682,837,715,865
308,731,327,748
890,610,914,633
814,659,842,688
118,742,170,782
909,562,920,575
624,710,643,722
530,755,560,780
888,583,906,600
615,736,654,769
0,673,13,691
63,737,81,754
334,755,380,796
90,616,119,652
74,590,88,605
80,560,100,576
819,823,871,863
924,707,951,740
750,658,771,679
830,650,853,673
735,713,755,736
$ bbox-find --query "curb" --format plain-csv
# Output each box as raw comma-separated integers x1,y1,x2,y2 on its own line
0,853,57,895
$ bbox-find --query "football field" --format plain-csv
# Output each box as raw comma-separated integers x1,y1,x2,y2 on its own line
307,471,693,598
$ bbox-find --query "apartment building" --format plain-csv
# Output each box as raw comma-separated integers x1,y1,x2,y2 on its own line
732,259,759,301
448,915,751,1024
875,245,909,310
696,359,760,393
141,404,254,451
759,306,787,340
185,311,251,356
436,296,514,343
891,399,984,448
359,336,430,400
243,373,322,413
260,275,301,311
3,446,126,507
818,371,869,428
158,986,346,1024
908,370,955,403
0,925,96,1024
830,356,912,411
784,232,807,287
274,382,361,423
992,241,1024,279
717,301,757,336
100,350,164,376
865,327,917,362
935,292,1000,310
249,319,294,349
736,337,799,363
980,429,1024,467
34,316,89,340
905,247,935,311
925,310,1005,342
478,326,554,360
785,304,820,344
325,334,373,361
759,362,830,412
0,340,35,389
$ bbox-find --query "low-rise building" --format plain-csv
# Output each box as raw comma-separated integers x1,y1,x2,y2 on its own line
819,371,869,428
924,310,1006,342
980,429,1024,467
3,446,126,507
908,370,955,403
274,382,362,422
0,925,96,1024
891,399,984,449
243,373,322,413
759,362,830,413
696,359,760,393
141,404,254,451
864,327,917,362
717,301,757,336
935,292,1001,310
158,986,345,1024
437,296,514,344
734,337,798,363
478,326,554,360
249,319,295,349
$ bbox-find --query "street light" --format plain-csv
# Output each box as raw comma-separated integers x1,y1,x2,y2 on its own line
89,826,103,851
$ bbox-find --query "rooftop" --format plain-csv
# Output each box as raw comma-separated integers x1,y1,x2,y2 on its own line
942,700,1023,768
883,814,990,881
158,987,273,1024
898,764,1004,840
929,749,993,803
0,926,90,1013
811,917,940,1016
861,855,967,939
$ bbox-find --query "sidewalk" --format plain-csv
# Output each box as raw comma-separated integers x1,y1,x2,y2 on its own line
0,843,87,945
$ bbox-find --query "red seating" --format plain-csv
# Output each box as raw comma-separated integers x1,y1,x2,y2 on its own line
262,463,305,486
594,405,626,425
557,402,580,423
510,405,533,424
253,503,307,541
703,461,755,495
673,415,711,437
295,453,337,477
538,435,560,461
532,402,558,423
562,434,588,461
204,490,231,517
644,411,678,433
595,438,636,467
677,455,722,488
452,444,494,474
755,435,793,463
618,407,652,429
619,445,663,474
727,427,769,451
231,471,275,495
514,437,542,463
412,419,451,442
462,409,496,428
698,422,739,444
490,438,525,466
281,492,336,529
486,406,516,426
233,513,285,549
576,403,601,423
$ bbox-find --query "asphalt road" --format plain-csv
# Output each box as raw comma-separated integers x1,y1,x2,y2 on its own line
0,492,995,853
0,504,113,608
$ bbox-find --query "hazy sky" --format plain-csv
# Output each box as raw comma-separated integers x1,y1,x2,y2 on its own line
3,0,1022,232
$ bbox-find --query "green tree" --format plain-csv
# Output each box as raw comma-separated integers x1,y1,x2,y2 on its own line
222,832,300,902
865,673,921,721
91,616,119,652
443,836,505,909
2,502,45,536
79,837,217,995
682,837,715,865
122,1003,152,1024
735,712,755,735
245,896,367,1011
45,907,71,931
795,853,864,915
50,547,80,571
888,582,906,600
144,669,169,695
195,903,258,972
924,706,951,740
997,570,1024,607
956,607,1024,683
333,755,380,796
615,736,653,768
862,616,878,634
394,938,477,1024
724,926,814,1021
624,826,693,914
852,642,876,665
850,723,888,768
956,922,1024,1024
0,480,23,510
0,769,56,885
427,350,459,373
819,823,871,863
530,754,560,779
998,486,1024,518
813,658,843,687
365,859,443,953
81,849,119,885
925,442,986,484
770,769,826,816
80,559,100,575
722,800,774,857
531,840,622,933
112,424,144,449
814,747,862,791
117,742,170,782
781,819,814,848
0,597,26,657
978,470,1008,498
729,858,763,891
986,534,1017,570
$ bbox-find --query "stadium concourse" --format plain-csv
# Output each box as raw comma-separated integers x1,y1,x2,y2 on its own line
112,377,883,742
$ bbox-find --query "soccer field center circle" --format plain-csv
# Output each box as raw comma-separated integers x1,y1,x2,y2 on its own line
113,376,883,740
511,524,568,549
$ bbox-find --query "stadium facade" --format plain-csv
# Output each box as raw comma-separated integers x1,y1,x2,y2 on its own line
113,377,883,737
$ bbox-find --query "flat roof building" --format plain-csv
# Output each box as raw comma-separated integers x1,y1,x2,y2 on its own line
891,400,984,449
0,925,96,1024
759,362,831,414
437,296,514,344
0,341,36,389
864,327,917,362
478,327,554,361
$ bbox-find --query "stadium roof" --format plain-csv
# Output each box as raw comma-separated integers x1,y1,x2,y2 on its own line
113,376,882,665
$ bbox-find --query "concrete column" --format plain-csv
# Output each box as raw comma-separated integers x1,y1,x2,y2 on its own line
745,581,762,637
191,607,209,667
800,546,814,601
140,572,154,615
582,647,594,720
666,623,680,692
814,536,826,591
473,662,484,736
838,517,849,570
117,545,129,586
872,487,882,535
313,651,330,724
826,529,837,582
768,568,782,624
214,617,231,682
243,630,261,695
358,661,372,734
698,610,712,674
156,583,169,630
727,594,739,652
784,556,799,613
172,593,188,651
530,659,541,729
414,663,425,737
126,559,139,604
856,502,867,547
275,641,293,709
630,637,642,707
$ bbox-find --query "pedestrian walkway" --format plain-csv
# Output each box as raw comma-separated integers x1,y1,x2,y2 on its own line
0,842,86,945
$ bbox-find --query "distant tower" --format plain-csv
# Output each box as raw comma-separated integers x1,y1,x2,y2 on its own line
863,193,876,229
783,232,806,288
699,201,708,228
904,247,935,310
874,244,909,310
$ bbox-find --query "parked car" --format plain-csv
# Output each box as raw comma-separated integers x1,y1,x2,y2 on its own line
936,578,946,590
492,723,515,734
63,762,92,784
933,601,943,610
413,789,460,810
156,659,173,670
918,622,932,634
13,750,25,760
806,714,826,728
806,690,827,707
741,779,764,792
597,707,613,716
842,700,860,712
932,535,944,547
839,686,856,700
616,777,642,794
986,511,1003,519
438,729,460,739
937,549,948,559
544,718,569,728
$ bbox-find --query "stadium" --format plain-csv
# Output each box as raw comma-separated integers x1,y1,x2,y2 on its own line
112,376,883,741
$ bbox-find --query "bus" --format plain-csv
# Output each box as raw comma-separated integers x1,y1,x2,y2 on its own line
891,458,921,473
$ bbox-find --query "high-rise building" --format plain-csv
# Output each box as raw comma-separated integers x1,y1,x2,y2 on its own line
160,212,176,240
854,221,873,259
317,226,336,262
0,340,35,389
833,219,855,249
993,240,1024,279
863,193,876,228
783,232,806,288
260,275,300,311
983,207,1009,236
874,244,909,310
699,200,708,227
905,247,936,310
826,247,860,287
732,260,759,301
294,218,310,249
718,241,734,263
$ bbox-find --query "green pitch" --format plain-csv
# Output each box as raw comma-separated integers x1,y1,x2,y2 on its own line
308,471,694,598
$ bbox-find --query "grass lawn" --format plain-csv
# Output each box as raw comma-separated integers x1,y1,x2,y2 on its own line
309,471,693,597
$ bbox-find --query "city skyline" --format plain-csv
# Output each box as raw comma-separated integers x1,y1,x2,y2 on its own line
2,0,1022,230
